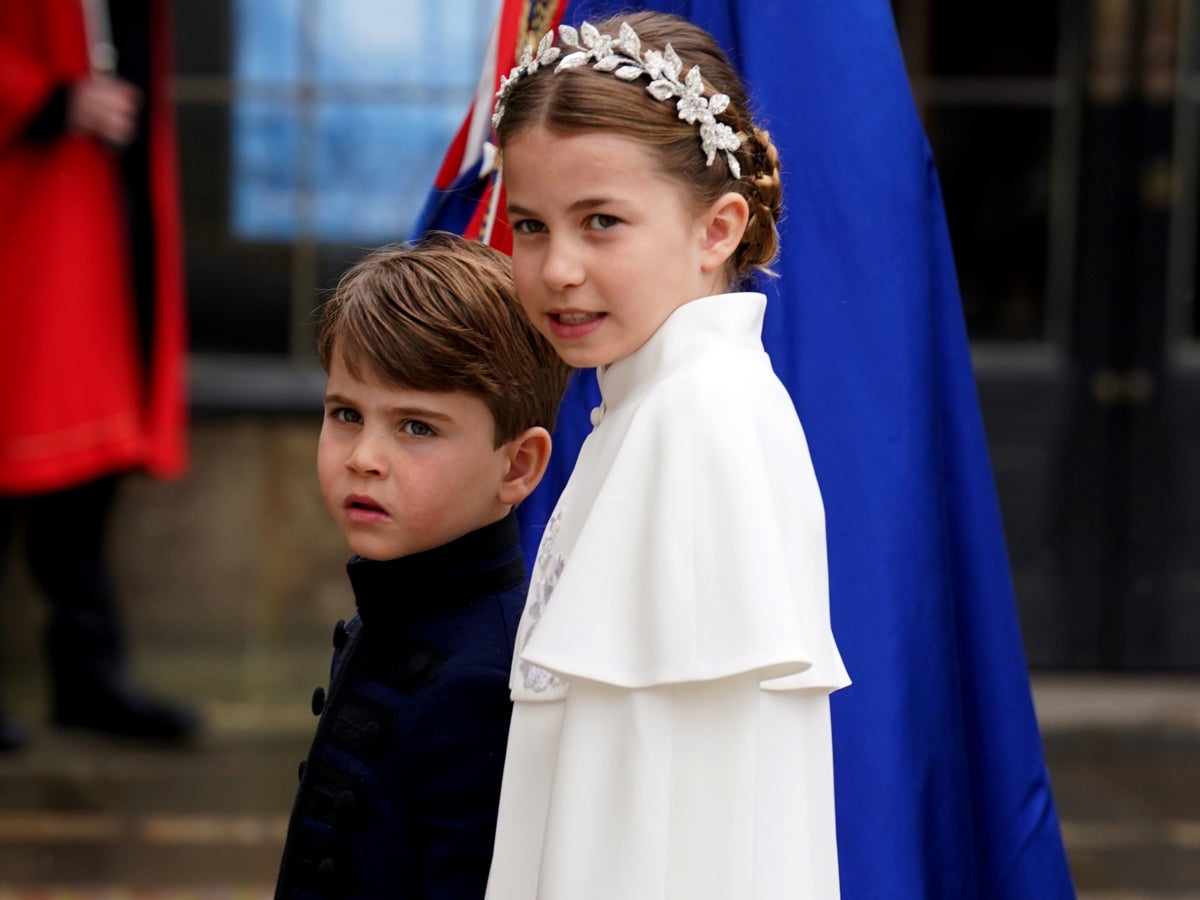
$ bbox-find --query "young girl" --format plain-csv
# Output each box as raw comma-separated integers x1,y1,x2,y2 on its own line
486,12,849,899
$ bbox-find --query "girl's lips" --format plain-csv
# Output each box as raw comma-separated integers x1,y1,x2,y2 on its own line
549,310,605,339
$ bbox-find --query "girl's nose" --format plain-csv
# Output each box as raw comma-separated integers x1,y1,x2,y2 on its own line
541,236,585,291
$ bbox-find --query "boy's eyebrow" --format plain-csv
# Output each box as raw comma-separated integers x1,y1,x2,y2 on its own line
323,393,453,423
388,405,454,423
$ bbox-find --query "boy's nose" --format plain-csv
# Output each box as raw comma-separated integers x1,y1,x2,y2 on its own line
345,434,387,476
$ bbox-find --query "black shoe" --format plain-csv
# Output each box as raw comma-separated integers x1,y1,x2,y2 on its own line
54,684,200,741
0,712,29,752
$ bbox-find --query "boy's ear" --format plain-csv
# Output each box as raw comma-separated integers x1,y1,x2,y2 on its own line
699,191,750,274
497,426,553,507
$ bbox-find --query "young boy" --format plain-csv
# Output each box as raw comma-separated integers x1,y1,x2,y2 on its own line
275,233,571,899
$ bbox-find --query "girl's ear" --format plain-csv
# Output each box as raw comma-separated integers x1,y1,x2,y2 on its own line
699,191,750,274
497,426,553,508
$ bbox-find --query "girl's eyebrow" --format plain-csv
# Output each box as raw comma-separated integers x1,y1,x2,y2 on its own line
569,197,616,212
508,197,618,218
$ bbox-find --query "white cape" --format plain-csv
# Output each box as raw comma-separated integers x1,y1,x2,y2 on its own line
487,293,849,900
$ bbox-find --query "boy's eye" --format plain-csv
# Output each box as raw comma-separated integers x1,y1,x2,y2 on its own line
587,213,620,230
402,420,435,437
512,218,546,235
330,407,361,425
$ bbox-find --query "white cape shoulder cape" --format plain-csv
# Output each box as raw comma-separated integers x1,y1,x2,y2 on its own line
487,294,848,900
516,292,848,695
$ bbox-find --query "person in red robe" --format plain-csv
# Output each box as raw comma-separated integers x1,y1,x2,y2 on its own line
0,0,195,750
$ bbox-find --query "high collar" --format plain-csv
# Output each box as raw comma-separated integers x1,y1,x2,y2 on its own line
346,512,524,625
596,292,766,413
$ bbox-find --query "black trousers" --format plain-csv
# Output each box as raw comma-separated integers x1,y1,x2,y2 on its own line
0,476,129,704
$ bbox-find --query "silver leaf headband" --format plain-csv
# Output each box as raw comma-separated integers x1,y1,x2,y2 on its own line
493,21,743,179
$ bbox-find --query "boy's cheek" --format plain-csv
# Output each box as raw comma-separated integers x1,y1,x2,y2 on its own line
315,441,343,503
316,426,343,465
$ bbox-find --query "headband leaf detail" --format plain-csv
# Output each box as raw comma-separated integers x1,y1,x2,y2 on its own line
493,21,743,179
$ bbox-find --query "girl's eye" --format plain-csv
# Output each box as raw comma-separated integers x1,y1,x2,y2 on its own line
330,407,361,425
587,213,620,230
402,420,435,437
512,218,546,235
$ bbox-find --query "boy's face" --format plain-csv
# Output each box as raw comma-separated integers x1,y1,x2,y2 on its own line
317,354,513,560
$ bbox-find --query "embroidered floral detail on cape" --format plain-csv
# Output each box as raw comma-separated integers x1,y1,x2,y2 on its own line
519,509,566,692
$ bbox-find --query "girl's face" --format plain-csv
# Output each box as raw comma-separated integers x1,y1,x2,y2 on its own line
503,127,729,369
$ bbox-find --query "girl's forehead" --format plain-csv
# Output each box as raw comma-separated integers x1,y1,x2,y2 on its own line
504,127,670,187
506,125,644,157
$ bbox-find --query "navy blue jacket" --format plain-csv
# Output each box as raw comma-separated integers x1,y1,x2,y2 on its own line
276,514,525,899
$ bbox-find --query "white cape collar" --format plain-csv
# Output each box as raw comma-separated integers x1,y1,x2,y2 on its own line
596,292,767,414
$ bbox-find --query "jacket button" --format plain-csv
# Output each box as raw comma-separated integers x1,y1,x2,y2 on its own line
332,619,347,649
335,789,356,811
364,720,381,750
311,686,326,716
297,760,307,782
318,858,336,879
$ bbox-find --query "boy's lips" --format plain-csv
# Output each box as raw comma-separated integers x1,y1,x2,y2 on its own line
344,494,388,522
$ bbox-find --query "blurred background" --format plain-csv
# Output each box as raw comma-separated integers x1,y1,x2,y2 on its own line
0,0,1198,896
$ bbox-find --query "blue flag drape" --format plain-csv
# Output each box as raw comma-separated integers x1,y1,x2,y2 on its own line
416,1,1076,896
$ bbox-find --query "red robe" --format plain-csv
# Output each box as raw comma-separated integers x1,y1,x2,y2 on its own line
0,0,186,494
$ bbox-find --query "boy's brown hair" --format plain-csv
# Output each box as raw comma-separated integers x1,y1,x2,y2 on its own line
317,232,572,445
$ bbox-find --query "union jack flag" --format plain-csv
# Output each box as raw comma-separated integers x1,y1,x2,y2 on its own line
411,0,569,252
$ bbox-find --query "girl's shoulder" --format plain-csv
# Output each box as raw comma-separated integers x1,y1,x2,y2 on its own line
641,341,800,437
